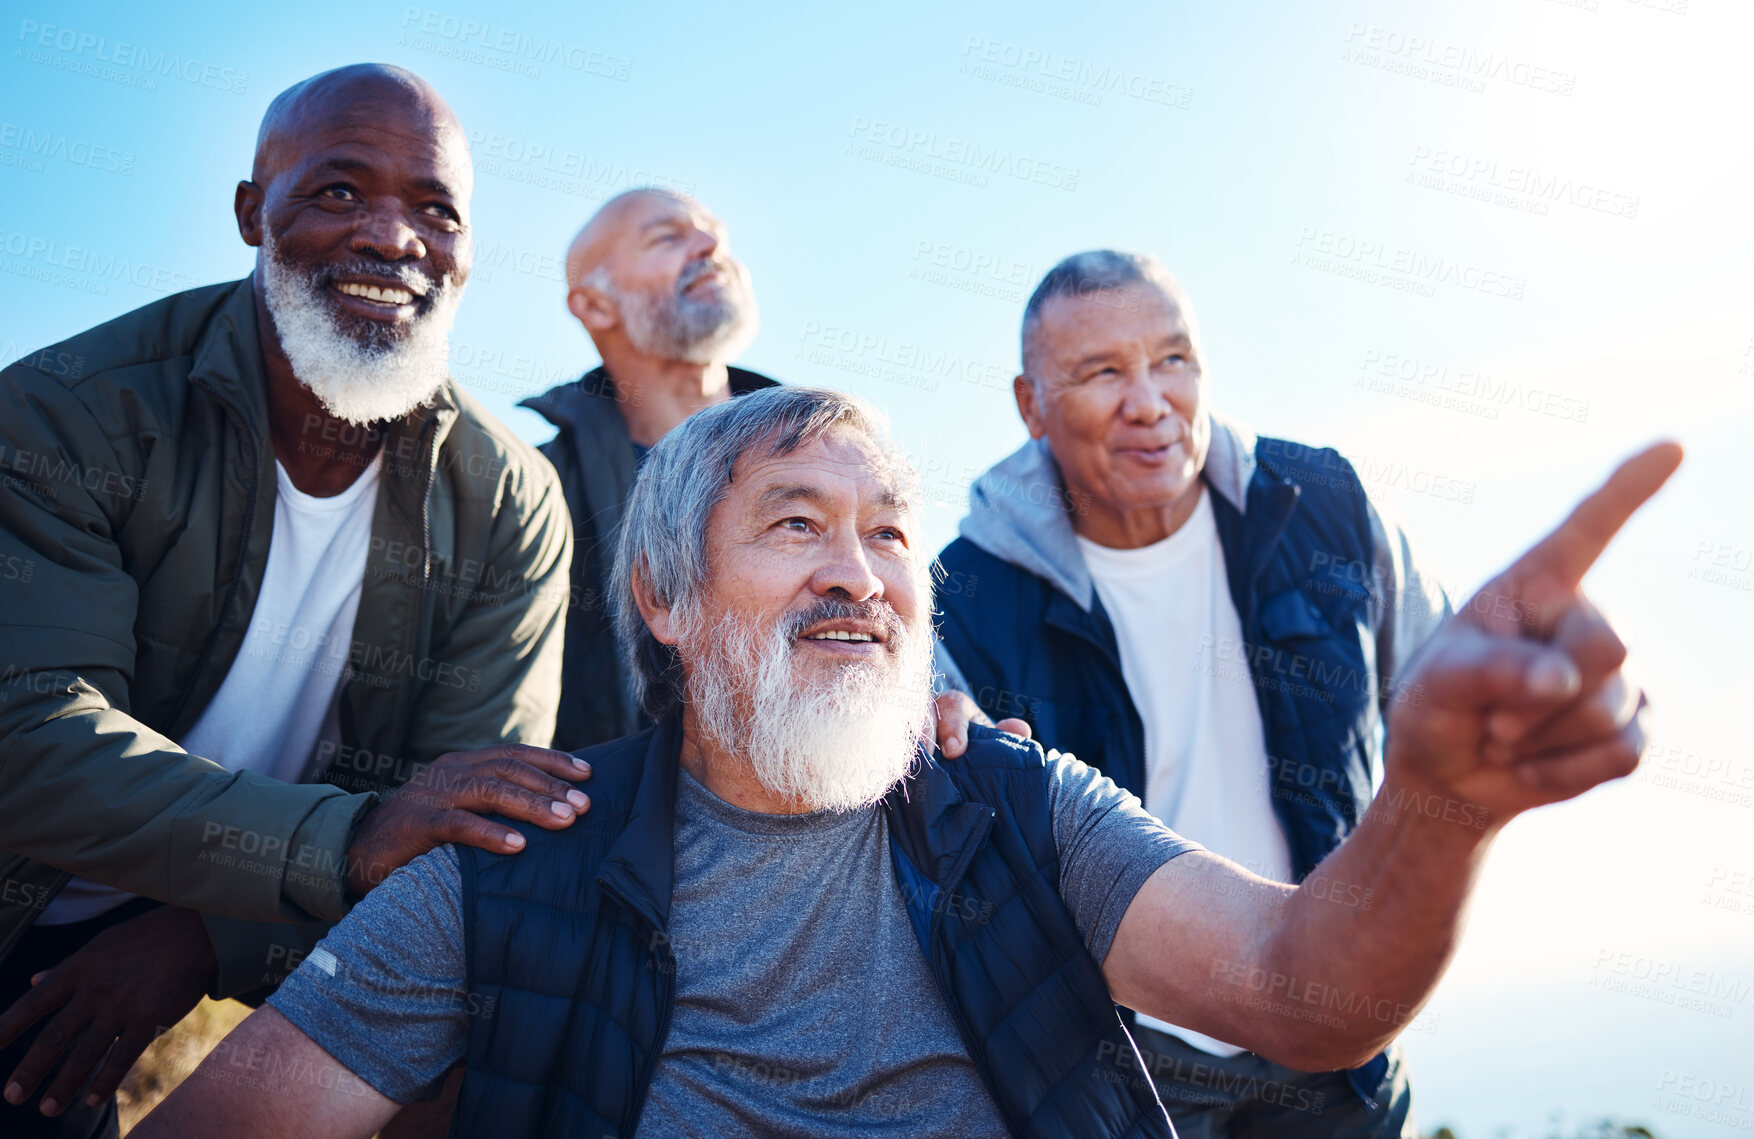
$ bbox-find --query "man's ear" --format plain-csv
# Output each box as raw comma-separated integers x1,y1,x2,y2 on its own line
1014,373,1047,440
569,284,619,334
630,564,678,646
235,181,265,247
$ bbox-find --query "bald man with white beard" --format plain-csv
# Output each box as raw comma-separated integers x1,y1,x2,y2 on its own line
0,63,584,1137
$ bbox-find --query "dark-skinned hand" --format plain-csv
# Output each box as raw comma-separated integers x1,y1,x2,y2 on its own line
343,743,592,898
0,905,213,1117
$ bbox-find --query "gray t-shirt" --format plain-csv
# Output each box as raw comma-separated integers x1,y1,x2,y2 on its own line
269,753,1198,1136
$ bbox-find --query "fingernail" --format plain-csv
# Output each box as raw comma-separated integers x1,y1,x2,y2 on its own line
572,757,591,773
1528,655,1581,697
566,790,588,809
4,1082,21,1105
550,800,573,819
40,1098,57,1115
504,831,525,849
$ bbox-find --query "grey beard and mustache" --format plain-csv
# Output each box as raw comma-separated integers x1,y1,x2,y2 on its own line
680,597,935,812
260,231,463,426
616,256,759,366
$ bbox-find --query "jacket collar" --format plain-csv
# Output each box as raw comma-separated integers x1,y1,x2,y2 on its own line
957,410,1259,612
520,364,779,432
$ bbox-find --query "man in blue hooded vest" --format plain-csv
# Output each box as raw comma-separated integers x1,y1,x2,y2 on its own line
934,250,1454,1133
135,386,1676,1139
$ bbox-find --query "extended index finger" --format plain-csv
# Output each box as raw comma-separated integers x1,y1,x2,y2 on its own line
1505,442,1682,595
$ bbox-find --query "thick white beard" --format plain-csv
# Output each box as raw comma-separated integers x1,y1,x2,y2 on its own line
683,605,934,812
617,263,759,366
260,233,462,426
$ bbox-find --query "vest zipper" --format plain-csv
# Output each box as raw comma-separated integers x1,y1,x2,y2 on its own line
921,810,1018,1135
599,879,675,1137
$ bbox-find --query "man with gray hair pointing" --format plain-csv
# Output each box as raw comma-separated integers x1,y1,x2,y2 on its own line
136,383,1674,1138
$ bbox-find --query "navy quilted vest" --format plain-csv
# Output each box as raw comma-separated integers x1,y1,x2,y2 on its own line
454,719,1175,1138
935,439,1390,1103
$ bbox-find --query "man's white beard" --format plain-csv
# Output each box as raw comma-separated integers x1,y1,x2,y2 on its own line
260,232,463,426
618,257,759,366
683,601,934,812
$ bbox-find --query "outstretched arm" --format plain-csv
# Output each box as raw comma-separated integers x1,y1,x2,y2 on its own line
1104,442,1681,1069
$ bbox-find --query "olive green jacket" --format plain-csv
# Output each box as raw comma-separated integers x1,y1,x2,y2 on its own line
0,277,570,995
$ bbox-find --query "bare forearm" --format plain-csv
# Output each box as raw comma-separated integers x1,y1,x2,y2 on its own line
1244,775,1498,1069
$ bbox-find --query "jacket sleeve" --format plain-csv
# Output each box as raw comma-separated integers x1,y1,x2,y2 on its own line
1364,493,1453,711
0,365,375,925
203,440,572,998
405,445,572,760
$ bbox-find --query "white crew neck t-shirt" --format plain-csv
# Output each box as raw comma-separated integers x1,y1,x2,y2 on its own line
1075,486,1292,1056
40,453,383,925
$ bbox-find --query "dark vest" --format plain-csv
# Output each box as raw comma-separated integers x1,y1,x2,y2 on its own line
454,720,1175,1138
935,438,1389,1104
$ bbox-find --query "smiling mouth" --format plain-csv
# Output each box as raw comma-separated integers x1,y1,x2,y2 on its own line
334,281,419,307
804,630,876,643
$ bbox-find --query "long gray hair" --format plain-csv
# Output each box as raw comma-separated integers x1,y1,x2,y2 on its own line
609,385,920,720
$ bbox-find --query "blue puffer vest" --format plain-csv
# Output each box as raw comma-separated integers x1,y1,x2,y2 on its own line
454,719,1176,1138
935,437,1391,1104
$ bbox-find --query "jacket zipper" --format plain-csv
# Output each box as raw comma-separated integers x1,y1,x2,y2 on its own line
166,391,261,732
419,418,437,589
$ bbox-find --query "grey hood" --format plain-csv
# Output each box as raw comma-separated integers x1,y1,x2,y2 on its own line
956,411,1259,613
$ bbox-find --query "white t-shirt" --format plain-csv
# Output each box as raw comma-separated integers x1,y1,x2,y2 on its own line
39,453,382,925
1075,486,1292,1057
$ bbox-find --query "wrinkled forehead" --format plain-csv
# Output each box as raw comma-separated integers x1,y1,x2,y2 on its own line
256,76,470,192
616,192,724,247
720,428,918,523
1039,280,1190,347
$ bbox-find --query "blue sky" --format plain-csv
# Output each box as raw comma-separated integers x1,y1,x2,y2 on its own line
4,1,1751,1133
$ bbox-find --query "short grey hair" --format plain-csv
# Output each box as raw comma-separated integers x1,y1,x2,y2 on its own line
610,386,919,720
1019,250,1196,378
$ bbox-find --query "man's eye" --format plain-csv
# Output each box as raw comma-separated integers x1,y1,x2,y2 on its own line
1161,354,1186,366
780,517,810,532
320,185,358,201
420,203,459,222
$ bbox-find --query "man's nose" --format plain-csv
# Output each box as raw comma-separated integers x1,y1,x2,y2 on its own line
351,203,426,262
1117,366,1171,424
688,226,721,264
812,533,884,604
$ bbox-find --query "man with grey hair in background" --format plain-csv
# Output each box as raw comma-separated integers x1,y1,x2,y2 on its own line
523,189,1012,756
137,384,1674,1139
936,250,1454,1134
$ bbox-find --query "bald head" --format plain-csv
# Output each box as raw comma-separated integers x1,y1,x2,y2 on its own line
561,188,757,367
253,64,466,191
565,187,695,290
